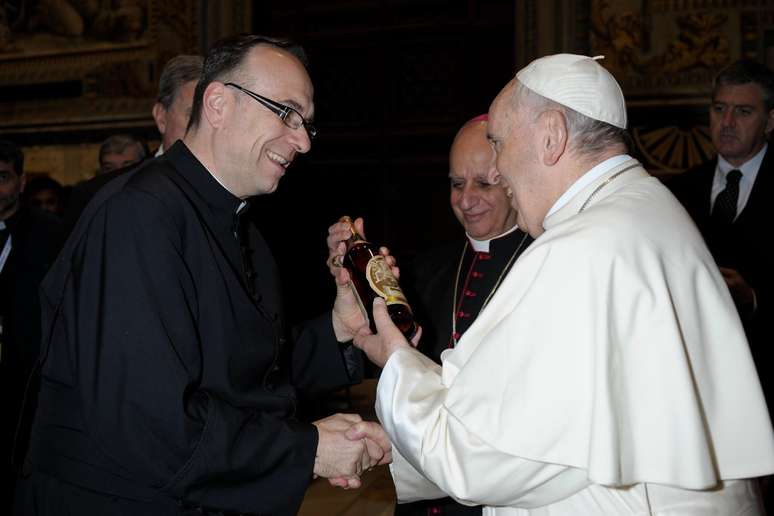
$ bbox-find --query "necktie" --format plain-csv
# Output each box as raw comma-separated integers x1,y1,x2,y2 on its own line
0,220,9,267
711,169,742,225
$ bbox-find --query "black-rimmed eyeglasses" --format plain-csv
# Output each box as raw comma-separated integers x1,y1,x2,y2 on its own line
225,82,317,139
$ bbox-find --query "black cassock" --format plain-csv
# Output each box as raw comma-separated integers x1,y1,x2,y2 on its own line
17,142,360,516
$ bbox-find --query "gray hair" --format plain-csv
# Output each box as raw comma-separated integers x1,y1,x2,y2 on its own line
99,134,147,165
512,81,630,159
157,55,204,109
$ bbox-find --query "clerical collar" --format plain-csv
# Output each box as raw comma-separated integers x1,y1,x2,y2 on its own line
717,143,766,179
546,154,632,219
180,145,250,212
165,141,244,216
206,162,234,195
467,224,520,253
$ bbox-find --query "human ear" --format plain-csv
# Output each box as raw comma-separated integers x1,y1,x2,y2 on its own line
202,82,228,129
486,166,501,185
151,102,167,135
765,108,774,136
540,110,568,166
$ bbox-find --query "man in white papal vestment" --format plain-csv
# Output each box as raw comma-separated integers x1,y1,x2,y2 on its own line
351,54,774,515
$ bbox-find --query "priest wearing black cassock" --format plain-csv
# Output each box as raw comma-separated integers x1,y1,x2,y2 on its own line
398,116,533,516
15,35,391,516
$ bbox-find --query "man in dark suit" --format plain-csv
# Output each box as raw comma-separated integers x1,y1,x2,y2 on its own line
668,60,773,420
0,140,64,513
401,115,532,516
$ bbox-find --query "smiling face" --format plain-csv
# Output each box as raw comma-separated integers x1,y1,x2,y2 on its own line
710,82,774,166
449,120,518,239
214,46,314,198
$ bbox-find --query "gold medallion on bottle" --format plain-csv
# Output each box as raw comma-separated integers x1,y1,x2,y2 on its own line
365,256,410,308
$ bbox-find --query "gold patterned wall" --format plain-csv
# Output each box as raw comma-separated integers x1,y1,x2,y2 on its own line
0,1,251,185
519,0,774,175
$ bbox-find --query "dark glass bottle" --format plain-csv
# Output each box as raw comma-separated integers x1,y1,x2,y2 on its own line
340,216,417,339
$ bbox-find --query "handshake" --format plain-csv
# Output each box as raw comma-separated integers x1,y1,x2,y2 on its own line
312,413,392,489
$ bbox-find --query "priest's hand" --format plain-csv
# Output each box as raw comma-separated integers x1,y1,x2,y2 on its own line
353,298,421,368
313,413,384,489
326,217,400,342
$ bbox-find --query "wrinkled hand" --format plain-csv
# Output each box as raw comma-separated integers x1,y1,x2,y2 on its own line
719,267,756,314
327,217,400,342
347,421,393,466
353,298,421,368
327,421,394,489
313,413,383,489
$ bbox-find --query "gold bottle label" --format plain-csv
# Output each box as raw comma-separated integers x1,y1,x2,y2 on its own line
365,255,409,307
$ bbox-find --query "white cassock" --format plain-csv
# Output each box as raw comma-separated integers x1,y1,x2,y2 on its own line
376,157,774,515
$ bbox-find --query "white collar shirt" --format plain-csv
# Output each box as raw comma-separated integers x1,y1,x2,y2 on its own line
712,143,766,219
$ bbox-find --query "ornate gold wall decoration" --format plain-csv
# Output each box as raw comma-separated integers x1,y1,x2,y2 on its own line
586,0,774,174
0,0,208,184
633,125,714,172
591,0,734,97
0,0,183,134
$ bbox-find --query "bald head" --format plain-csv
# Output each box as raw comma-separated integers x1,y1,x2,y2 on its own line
449,117,518,240
451,119,497,182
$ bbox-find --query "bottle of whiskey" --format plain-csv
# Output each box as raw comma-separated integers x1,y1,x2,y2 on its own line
340,216,417,339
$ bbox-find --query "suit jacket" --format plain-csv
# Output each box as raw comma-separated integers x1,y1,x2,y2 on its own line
0,206,64,512
667,149,773,411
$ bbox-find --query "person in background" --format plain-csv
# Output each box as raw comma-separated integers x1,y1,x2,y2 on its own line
97,133,147,175
0,140,64,514
667,59,774,421
23,175,65,217
152,54,203,156
399,115,532,516
409,114,531,363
